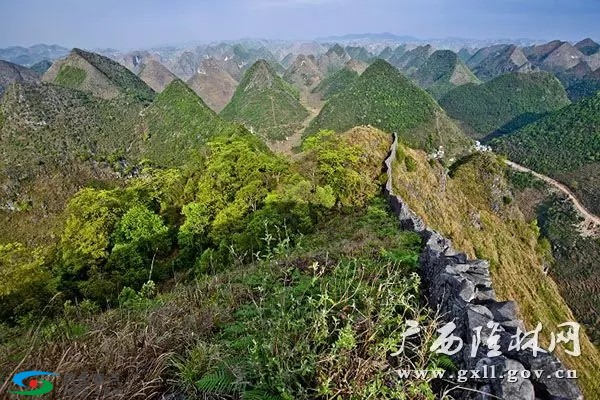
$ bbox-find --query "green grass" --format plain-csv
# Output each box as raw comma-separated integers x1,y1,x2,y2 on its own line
0,199,445,400
55,65,87,87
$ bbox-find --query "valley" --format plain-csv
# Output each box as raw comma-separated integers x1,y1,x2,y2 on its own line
505,160,600,237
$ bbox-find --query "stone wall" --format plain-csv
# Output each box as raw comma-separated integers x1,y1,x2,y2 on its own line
383,133,583,400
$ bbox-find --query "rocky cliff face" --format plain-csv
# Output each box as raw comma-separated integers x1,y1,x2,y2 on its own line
137,59,177,92
469,45,533,81
186,58,239,113
283,54,323,90
383,133,583,400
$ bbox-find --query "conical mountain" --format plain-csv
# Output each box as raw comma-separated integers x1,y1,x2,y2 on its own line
0,81,144,243
523,40,587,72
137,59,177,92
43,48,155,101
390,45,434,73
220,60,309,141
345,46,372,62
317,44,351,75
557,64,600,101
540,42,586,72
311,66,358,100
305,59,472,156
283,54,323,90
440,71,570,139
170,50,199,81
0,60,39,96
469,44,533,81
575,38,600,56
378,46,393,60
387,44,408,66
457,48,477,62
0,76,240,243
412,50,479,99
142,79,242,166
187,58,239,113
492,90,600,215
30,60,52,76
523,40,565,64
280,53,295,68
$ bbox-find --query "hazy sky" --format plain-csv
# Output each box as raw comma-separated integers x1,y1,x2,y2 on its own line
1,0,599,49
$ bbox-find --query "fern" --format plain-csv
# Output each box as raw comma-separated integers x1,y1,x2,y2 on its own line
242,389,281,400
434,355,457,371
196,369,239,395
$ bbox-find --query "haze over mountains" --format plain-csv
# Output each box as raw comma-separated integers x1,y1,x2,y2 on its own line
1,33,600,399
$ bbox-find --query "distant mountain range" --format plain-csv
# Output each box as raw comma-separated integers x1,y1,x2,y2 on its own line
1,41,600,398
0,44,69,66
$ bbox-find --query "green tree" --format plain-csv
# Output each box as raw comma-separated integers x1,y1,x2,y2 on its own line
59,188,125,277
302,130,364,207
0,243,54,319
179,134,287,251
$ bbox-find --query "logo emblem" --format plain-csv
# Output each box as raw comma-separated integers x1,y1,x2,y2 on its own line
9,371,57,396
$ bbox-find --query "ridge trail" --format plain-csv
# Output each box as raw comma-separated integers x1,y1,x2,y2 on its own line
505,160,600,237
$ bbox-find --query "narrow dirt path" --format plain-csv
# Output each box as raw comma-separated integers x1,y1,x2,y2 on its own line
505,160,600,237
267,91,323,155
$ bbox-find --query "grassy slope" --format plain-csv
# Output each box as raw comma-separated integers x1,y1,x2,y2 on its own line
439,72,570,139
0,82,143,245
305,59,472,157
0,201,435,399
391,146,600,396
220,60,309,141
73,48,155,102
141,79,244,167
491,91,600,215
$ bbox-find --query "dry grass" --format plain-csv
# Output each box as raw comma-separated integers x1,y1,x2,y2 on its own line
391,145,600,396
0,277,242,400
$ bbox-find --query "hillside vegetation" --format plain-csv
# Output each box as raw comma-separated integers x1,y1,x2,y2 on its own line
311,67,359,100
221,60,309,141
43,48,155,102
141,79,243,166
306,59,472,157
391,146,600,396
0,127,454,399
508,171,600,346
0,60,40,96
440,72,570,139
0,74,244,246
0,81,144,244
411,50,479,99
492,91,600,214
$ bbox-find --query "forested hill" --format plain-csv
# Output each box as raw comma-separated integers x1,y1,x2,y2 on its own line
492,91,600,215
305,59,472,157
